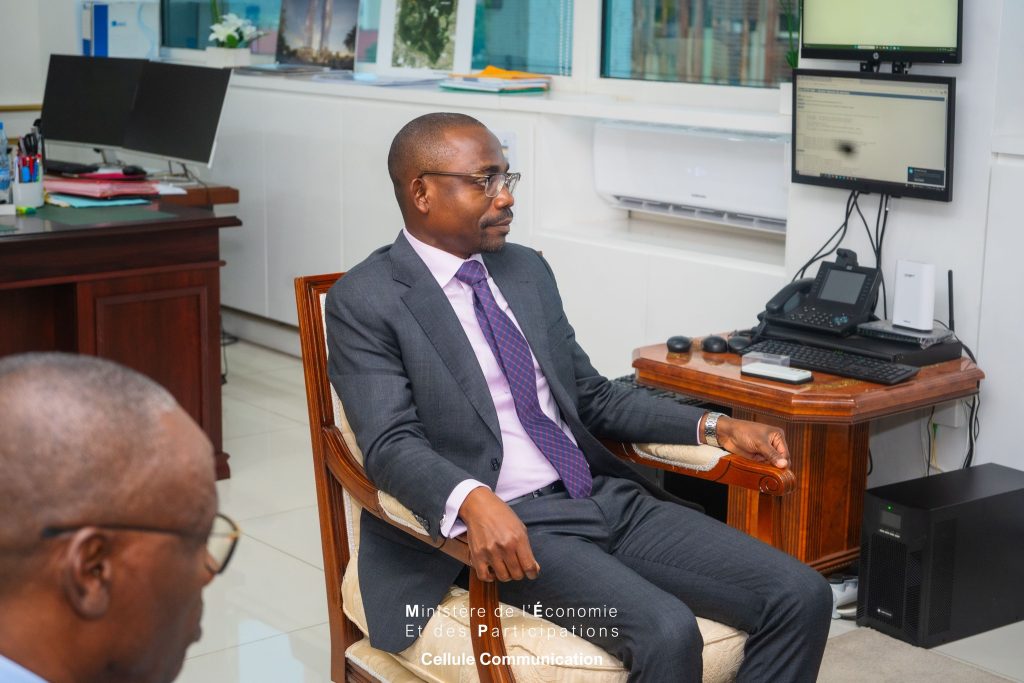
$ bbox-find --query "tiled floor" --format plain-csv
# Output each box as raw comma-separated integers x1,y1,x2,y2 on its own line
176,340,1024,682
177,342,332,682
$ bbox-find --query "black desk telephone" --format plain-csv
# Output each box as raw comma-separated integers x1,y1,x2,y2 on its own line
762,253,881,336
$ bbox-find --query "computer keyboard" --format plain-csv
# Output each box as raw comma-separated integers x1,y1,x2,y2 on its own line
45,159,100,176
739,339,920,385
611,375,708,406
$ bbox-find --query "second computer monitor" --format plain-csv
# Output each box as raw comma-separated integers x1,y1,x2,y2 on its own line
41,55,146,149
792,70,955,202
801,0,962,64
121,62,232,167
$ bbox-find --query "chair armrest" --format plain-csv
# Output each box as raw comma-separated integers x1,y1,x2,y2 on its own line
321,425,470,556
602,440,795,495
321,425,516,683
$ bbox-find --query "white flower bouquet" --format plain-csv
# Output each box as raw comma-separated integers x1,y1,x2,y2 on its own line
208,5,263,48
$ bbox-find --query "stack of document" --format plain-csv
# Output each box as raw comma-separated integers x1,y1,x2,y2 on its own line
45,177,159,199
440,65,550,94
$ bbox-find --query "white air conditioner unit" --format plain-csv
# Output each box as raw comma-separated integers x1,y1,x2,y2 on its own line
594,120,790,234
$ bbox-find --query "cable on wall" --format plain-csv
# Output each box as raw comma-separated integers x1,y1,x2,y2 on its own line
793,190,858,280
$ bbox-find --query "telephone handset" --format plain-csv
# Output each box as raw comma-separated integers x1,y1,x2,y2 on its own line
762,259,881,336
765,278,814,316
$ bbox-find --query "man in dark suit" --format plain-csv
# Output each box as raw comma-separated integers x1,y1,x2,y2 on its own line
327,112,832,681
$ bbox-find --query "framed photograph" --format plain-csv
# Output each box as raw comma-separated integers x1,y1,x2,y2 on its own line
373,0,474,76
277,0,360,70
394,0,456,69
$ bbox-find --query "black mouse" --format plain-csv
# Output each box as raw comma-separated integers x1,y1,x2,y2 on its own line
727,335,752,353
121,165,146,177
701,335,728,353
666,335,692,353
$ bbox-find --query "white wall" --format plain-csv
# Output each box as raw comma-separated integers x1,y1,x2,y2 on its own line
527,113,787,376
977,1,1024,469
0,0,78,133
991,1,1024,154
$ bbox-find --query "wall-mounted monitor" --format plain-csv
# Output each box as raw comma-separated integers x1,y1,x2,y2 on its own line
792,70,955,202
121,62,231,167
40,55,146,149
801,0,962,64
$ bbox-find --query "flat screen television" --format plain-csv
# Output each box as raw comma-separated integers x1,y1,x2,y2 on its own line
791,70,955,202
801,0,962,64
121,61,231,167
40,55,146,149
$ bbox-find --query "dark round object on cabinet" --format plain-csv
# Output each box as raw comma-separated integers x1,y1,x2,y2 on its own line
666,335,692,353
700,335,728,353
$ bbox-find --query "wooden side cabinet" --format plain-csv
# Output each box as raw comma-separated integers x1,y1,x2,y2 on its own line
77,268,221,466
633,343,984,573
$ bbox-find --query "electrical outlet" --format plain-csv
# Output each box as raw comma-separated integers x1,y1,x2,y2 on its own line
932,400,964,428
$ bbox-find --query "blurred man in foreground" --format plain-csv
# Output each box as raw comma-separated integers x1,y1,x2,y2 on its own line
0,353,239,683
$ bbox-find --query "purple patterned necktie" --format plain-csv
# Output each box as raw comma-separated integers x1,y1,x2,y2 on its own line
455,259,592,499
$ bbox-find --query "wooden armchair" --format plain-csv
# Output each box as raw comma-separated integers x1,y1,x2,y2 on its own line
295,273,796,683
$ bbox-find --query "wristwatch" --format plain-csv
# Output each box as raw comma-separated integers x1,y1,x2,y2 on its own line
703,411,725,448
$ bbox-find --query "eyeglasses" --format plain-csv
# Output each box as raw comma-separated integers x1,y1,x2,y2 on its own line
41,511,241,575
418,170,521,198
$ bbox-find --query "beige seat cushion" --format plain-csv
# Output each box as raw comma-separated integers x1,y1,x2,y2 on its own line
346,639,427,683
342,559,746,683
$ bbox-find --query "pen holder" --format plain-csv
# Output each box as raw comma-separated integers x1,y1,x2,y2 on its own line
13,176,44,208
13,155,44,208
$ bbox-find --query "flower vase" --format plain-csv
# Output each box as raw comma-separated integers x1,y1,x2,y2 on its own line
205,47,252,69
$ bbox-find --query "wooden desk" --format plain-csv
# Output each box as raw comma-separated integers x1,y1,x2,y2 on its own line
0,204,241,478
633,343,984,573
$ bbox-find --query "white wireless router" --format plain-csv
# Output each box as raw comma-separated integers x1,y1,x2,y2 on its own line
893,260,936,332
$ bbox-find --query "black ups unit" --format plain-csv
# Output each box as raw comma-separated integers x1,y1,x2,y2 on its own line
857,463,1024,647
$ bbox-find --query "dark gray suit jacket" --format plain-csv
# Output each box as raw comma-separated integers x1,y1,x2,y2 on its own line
326,232,706,653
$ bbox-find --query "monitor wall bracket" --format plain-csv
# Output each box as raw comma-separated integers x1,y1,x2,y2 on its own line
859,58,911,74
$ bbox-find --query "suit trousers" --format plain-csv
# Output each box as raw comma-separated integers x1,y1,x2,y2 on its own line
492,476,833,682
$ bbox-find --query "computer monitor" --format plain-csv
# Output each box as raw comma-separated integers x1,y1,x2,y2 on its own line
121,62,231,167
792,70,955,202
801,0,962,64
40,55,146,149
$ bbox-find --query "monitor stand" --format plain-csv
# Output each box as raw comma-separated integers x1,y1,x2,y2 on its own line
149,161,201,186
98,148,123,167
